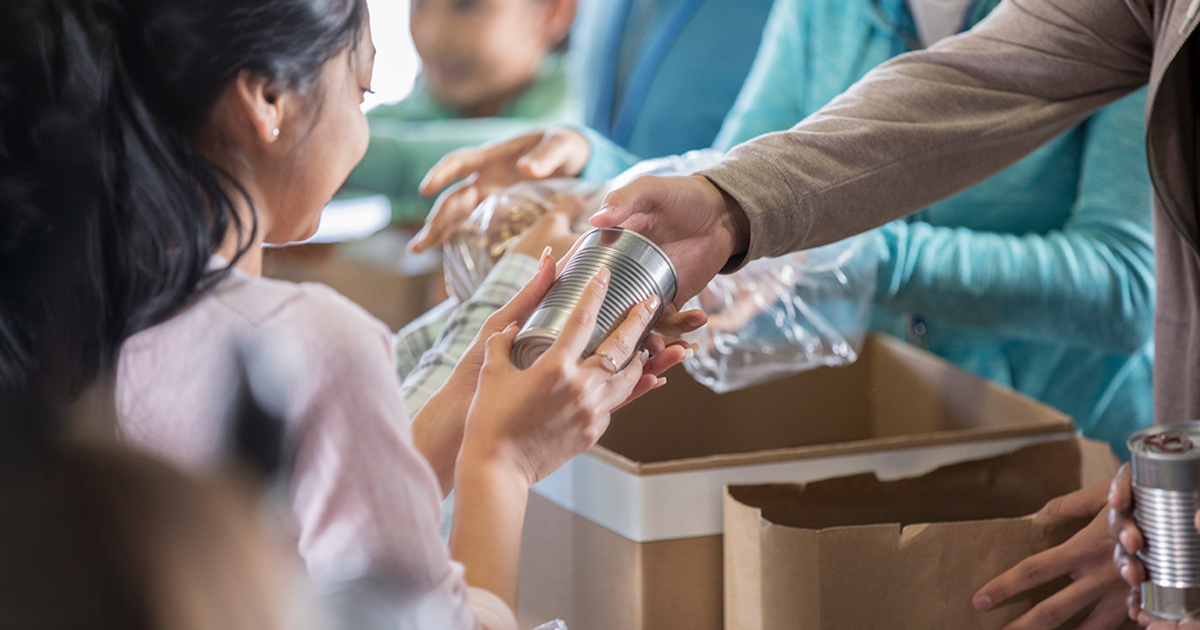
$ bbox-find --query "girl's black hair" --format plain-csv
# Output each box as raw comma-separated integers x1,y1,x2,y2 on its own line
0,0,367,405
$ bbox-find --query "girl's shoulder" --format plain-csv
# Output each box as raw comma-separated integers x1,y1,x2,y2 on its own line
121,270,393,377
211,271,395,361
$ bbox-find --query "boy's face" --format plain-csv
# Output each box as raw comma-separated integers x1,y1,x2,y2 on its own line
410,0,563,115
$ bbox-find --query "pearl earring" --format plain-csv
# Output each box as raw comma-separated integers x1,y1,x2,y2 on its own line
272,128,280,140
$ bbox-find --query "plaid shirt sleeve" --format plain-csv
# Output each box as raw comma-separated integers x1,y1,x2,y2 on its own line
398,254,539,416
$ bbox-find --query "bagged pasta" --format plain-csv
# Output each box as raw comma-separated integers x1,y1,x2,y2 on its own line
443,179,607,301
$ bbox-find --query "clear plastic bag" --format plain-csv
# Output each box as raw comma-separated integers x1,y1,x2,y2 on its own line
443,178,608,301
682,234,878,394
606,148,727,188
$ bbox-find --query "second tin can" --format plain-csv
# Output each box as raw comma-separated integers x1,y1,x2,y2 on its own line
512,228,678,370
1130,422,1200,621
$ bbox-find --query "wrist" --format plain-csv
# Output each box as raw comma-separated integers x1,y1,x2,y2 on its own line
573,129,592,172
696,175,751,268
412,394,470,495
455,443,533,492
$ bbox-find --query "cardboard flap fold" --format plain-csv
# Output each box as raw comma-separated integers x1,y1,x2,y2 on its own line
724,440,1117,630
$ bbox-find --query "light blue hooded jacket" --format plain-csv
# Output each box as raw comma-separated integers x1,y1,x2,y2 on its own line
586,0,1155,459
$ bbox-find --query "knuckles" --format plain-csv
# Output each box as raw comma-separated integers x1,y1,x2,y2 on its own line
1017,561,1045,590
1030,600,1066,629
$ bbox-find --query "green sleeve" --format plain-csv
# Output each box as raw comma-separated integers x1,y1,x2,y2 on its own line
343,115,546,223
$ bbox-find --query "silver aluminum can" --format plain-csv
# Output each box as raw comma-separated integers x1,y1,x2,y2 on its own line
1130,422,1200,620
512,227,677,370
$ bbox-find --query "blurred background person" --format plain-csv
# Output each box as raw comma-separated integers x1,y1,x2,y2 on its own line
341,0,580,224
0,437,312,630
409,0,776,251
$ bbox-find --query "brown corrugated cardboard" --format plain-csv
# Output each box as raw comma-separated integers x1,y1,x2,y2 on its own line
263,228,440,332
723,439,1124,630
517,334,1078,630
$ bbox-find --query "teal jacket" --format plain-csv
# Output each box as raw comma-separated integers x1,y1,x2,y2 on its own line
570,0,774,174
583,0,1154,458
713,0,1153,458
343,54,581,223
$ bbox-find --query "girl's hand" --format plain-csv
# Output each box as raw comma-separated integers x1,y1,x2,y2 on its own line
448,263,687,609
459,265,664,485
411,247,560,493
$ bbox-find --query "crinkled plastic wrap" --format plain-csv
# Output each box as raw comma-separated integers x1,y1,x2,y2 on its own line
606,148,727,188
443,179,608,301
683,234,878,394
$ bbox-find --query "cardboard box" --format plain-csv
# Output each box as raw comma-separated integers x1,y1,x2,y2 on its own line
262,227,441,332
723,439,1123,630
518,334,1076,630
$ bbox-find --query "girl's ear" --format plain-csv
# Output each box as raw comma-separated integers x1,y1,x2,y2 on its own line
231,70,298,145
542,0,576,49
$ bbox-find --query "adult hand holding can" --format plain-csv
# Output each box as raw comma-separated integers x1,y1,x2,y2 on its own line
512,228,678,370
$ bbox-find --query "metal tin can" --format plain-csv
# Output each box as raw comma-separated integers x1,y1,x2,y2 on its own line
1129,422,1200,620
512,227,678,370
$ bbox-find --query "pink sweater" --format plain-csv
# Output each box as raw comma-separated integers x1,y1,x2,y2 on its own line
116,266,515,630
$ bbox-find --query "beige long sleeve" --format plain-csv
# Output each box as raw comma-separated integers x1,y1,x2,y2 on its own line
701,0,1154,264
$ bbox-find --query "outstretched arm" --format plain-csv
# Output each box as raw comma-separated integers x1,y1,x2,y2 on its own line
595,0,1153,306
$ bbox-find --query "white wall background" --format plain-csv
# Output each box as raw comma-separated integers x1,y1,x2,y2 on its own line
365,0,420,111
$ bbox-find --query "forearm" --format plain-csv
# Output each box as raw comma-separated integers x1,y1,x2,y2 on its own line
405,254,538,493
449,458,529,610
411,399,469,497
701,0,1151,264
402,255,537,412
876,220,1155,352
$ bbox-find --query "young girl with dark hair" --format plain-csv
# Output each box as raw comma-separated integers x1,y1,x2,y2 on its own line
0,1,684,627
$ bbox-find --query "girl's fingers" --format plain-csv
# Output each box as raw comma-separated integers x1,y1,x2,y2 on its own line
644,343,689,376
623,373,662,403
614,373,667,412
481,322,520,370
547,267,611,360
642,332,667,356
601,347,651,406
555,236,584,275
487,247,558,328
588,296,660,372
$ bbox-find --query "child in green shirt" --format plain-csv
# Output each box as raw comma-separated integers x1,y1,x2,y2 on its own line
342,0,581,223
